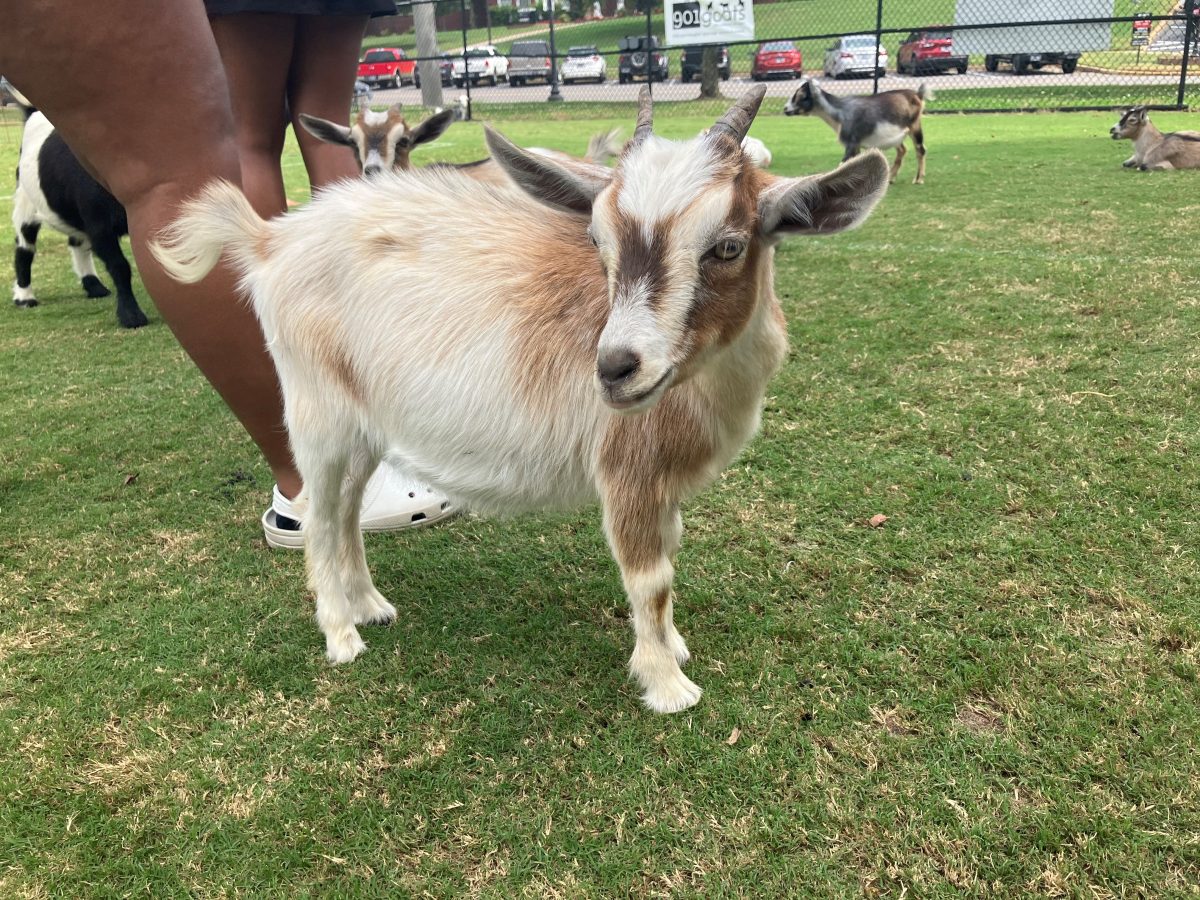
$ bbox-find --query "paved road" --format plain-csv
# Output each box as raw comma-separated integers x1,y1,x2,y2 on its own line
374,68,1190,107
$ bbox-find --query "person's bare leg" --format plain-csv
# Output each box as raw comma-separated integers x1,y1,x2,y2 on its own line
290,15,370,189
209,13,296,219
0,0,301,498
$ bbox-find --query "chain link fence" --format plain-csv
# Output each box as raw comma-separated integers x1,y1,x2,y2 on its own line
362,0,1198,113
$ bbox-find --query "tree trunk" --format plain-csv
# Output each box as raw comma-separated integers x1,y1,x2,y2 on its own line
700,46,719,98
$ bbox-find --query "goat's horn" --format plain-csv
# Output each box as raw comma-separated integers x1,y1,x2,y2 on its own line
709,85,767,145
629,85,653,146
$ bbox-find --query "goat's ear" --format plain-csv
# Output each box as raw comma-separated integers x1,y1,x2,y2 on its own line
484,126,611,215
298,113,354,147
404,109,455,148
758,150,889,238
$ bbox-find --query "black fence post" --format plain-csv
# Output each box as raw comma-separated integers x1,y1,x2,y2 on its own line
645,2,654,98
548,0,563,101
459,0,471,118
872,0,884,94
1178,0,1196,109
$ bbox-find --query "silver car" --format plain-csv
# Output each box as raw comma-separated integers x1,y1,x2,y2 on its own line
823,35,888,79
560,46,607,84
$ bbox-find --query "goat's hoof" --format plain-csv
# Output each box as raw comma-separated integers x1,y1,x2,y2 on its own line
641,670,702,714
354,590,397,626
118,307,149,329
913,177,925,185
325,626,367,664
81,275,111,298
13,298,38,309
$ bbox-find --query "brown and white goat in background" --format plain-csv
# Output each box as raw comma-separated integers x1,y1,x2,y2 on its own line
299,104,458,176
1110,106,1200,171
785,79,930,184
300,102,622,182
152,86,890,714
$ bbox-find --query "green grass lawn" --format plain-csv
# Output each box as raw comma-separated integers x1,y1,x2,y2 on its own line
3,107,1200,896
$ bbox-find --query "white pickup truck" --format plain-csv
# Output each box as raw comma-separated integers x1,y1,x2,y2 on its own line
452,46,510,87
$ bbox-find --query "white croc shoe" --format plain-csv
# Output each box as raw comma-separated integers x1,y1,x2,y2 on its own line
261,465,455,550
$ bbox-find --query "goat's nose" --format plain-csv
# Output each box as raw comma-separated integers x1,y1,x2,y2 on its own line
597,348,641,388
363,164,383,177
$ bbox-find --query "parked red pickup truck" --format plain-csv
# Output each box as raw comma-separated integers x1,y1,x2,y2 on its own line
357,48,416,88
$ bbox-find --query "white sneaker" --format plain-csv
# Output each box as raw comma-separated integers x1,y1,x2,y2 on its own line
261,465,455,550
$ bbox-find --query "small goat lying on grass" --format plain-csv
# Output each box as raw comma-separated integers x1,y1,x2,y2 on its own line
1110,106,1200,171
299,103,622,182
12,106,148,328
785,79,929,184
153,86,889,713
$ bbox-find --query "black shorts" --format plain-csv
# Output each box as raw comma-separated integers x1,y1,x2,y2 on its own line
205,0,397,16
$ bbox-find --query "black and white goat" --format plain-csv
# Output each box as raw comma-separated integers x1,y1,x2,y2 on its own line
152,86,890,713
11,105,148,328
785,79,929,184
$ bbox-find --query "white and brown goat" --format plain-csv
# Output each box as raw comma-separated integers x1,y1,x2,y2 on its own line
1110,106,1200,171
785,79,929,184
152,86,889,713
299,104,457,176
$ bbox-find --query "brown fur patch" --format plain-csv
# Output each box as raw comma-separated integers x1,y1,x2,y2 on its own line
600,393,715,572
509,219,610,417
289,312,366,407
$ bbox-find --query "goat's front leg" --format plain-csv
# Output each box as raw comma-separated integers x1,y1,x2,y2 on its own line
841,143,860,163
1122,155,1138,168
12,218,40,309
603,494,700,713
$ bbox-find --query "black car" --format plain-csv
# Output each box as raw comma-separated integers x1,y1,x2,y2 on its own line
983,52,1079,75
618,35,669,84
680,45,731,82
413,53,454,87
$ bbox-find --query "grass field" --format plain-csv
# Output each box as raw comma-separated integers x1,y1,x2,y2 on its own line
2,107,1200,896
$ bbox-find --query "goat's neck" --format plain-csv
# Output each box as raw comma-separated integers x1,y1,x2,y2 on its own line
690,250,788,439
811,87,846,134
1133,119,1166,161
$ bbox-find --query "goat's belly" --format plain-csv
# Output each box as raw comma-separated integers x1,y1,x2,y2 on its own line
860,123,910,149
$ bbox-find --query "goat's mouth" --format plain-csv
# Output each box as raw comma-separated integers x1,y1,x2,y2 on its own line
602,367,675,413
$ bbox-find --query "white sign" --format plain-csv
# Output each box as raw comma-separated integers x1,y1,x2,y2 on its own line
665,0,754,46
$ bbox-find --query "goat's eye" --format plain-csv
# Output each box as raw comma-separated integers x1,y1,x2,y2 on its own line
587,227,599,248
709,239,745,261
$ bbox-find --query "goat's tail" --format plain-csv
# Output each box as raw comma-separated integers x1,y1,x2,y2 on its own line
150,180,269,285
585,128,624,165
916,83,936,104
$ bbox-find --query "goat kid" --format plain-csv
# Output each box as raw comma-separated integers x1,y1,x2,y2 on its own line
1110,106,1200,171
300,102,622,184
299,104,458,176
152,86,890,713
785,79,929,184
12,107,148,328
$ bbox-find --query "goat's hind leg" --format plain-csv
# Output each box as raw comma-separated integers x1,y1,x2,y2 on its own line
67,237,111,298
889,141,907,184
340,444,396,627
12,198,40,308
603,493,701,714
911,126,926,184
291,427,366,664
